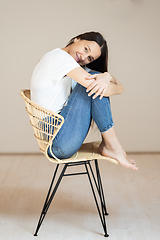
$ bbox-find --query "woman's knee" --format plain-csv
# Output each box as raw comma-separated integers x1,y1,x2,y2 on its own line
89,70,101,75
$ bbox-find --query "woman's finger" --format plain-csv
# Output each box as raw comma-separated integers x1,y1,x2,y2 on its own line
99,88,106,100
86,80,98,92
98,83,109,100
92,88,104,99
85,74,99,80
88,85,101,96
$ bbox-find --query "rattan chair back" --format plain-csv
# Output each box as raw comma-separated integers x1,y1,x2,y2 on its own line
20,90,64,162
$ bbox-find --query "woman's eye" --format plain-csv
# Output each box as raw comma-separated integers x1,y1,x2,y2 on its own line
88,56,92,62
85,47,88,52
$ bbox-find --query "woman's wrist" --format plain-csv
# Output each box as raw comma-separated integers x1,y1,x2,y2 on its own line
103,72,114,83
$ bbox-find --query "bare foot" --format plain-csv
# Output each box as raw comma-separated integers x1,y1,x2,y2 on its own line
99,141,138,171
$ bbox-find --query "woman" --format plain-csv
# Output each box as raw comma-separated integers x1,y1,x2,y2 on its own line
31,31,138,171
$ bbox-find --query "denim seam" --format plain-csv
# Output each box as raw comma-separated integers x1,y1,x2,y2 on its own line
51,146,65,157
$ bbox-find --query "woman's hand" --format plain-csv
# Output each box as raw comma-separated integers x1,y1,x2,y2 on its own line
86,72,113,99
67,67,123,97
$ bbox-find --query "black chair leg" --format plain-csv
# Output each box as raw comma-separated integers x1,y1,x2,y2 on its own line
34,160,109,237
95,159,108,216
34,164,68,236
88,160,108,216
85,161,109,237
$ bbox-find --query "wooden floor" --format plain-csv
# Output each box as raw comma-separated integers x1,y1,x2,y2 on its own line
0,153,160,240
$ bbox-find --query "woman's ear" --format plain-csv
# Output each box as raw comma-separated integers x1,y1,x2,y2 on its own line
74,38,80,43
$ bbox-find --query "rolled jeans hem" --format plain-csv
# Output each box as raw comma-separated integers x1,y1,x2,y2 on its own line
99,122,114,133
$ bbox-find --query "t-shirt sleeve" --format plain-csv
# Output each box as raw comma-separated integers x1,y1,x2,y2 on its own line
48,49,80,81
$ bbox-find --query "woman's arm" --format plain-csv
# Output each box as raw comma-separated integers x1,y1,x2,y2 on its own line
86,73,124,98
67,67,123,99
103,79,124,97
102,75,124,96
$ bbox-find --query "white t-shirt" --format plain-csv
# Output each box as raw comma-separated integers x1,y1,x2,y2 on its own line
31,48,101,142
31,48,80,113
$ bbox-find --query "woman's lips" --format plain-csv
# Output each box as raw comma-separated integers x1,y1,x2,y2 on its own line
76,53,83,65
76,53,80,62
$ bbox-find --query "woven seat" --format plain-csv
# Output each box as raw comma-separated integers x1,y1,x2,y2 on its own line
20,89,118,237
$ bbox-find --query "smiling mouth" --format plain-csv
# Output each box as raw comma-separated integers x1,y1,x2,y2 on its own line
76,54,84,66
76,53,80,63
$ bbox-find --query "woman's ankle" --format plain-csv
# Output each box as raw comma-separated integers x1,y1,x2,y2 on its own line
99,128,138,171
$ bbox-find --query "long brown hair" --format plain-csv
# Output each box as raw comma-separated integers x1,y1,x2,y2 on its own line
66,31,108,73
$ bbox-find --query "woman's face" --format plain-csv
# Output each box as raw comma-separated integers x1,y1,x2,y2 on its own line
67,38,101,66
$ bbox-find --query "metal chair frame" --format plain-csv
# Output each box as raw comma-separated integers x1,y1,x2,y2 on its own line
34,159,109,237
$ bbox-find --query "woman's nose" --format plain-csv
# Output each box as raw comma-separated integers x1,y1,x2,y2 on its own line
81,54,85,61
82,53,88,61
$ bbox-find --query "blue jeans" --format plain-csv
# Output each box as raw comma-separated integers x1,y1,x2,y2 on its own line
48,72,114,159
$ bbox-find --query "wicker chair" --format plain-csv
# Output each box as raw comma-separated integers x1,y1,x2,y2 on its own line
20,89,118,237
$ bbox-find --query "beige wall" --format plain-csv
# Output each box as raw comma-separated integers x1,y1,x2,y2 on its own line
0,0,160,153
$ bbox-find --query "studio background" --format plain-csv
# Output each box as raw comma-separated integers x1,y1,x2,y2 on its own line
0,0,159,153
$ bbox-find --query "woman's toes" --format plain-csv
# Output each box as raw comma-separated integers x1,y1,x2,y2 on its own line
131,164,138,171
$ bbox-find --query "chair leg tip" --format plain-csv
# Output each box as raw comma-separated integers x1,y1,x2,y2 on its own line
34,233,38,237
104,233,109,237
